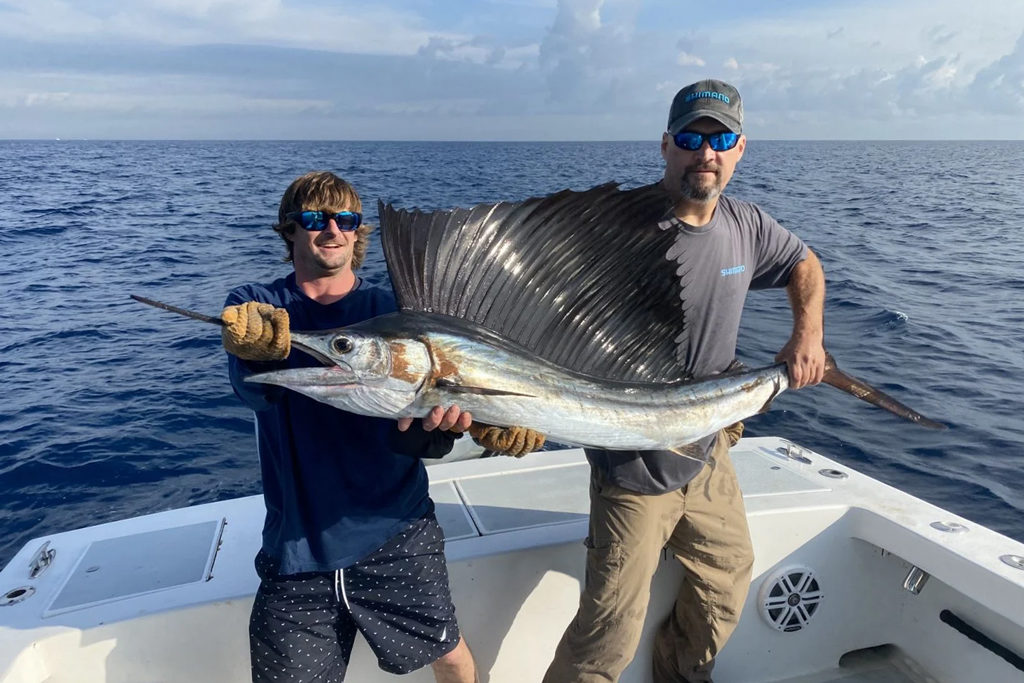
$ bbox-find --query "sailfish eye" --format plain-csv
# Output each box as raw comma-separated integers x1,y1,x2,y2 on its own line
331,336,354,354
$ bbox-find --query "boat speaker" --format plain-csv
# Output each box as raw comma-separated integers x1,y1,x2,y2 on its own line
758,565,823,633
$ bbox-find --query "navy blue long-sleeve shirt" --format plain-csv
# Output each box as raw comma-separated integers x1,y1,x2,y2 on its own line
226,273,455,575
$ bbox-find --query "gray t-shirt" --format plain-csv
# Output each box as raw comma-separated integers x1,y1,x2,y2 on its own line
586,189,809,494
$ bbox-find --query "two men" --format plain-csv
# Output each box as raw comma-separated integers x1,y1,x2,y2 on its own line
224,77,825,682
544,80,825,682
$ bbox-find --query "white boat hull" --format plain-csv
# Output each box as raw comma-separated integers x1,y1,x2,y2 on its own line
1,437,1022,682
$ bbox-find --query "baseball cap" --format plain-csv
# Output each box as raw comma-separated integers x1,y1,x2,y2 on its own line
667,79,743,135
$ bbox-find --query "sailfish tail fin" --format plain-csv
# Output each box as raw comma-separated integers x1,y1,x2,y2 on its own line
822,353,946,429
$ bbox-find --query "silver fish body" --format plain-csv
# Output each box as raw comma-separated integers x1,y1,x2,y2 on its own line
249,311,790,451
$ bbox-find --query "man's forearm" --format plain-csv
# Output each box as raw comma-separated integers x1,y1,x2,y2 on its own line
389,420,459,460
787,248,825,342
777,248,827,388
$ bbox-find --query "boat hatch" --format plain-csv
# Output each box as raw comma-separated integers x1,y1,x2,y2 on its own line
743,446,833,496
457,462,591,533
446,447,833,536
45,518,225,617
429,481,478,541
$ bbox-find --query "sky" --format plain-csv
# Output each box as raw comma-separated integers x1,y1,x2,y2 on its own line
1,0,1023,140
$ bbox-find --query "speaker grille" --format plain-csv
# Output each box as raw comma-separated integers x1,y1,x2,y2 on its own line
758,566,823,633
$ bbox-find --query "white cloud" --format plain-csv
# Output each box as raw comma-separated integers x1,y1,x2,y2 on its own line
538,0,649,111
0,79,328,116
925,63,958,89
549,0,603,34
651,0,1024,135
720,0,1021,77
417,36,538,69
969,32,1024,114
149,0,282,19
1,0,1023,139
0,0,461,56
677,52,705,67
21,92,73,107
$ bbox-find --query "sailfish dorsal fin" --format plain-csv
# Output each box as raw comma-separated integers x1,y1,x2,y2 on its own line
378,182,690,383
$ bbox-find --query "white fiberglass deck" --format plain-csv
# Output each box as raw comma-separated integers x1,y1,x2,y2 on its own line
1,437,1023,682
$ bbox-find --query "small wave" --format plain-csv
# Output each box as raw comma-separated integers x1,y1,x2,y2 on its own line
819,293,910,330
851,307,909,333
884,309,909,326
50,327,118,342
24,205,103,217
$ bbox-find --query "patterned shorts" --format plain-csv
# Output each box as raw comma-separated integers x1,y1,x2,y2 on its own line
249,513,461,682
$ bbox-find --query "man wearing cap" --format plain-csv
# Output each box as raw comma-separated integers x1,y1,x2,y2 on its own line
544,80,826,682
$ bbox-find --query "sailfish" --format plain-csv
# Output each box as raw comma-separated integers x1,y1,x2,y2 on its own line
135,182,943,461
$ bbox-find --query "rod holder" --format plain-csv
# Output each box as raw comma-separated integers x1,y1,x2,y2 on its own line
902,565,930,595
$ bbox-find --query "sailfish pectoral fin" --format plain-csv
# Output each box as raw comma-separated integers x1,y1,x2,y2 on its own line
434,378,536,397
822,353,946,429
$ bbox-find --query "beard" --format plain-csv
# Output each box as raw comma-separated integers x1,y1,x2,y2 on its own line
678,164,722,203
298,238,353,274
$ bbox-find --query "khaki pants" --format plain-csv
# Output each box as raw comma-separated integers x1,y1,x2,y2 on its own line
544,433,754,683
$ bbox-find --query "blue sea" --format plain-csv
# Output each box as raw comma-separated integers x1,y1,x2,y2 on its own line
1,140,1022,569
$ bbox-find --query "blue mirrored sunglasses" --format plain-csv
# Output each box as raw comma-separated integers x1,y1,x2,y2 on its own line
672,131,740,152
286,210,362,231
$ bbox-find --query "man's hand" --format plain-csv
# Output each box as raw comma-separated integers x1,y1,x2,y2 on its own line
222,302,290,361
396,405,472,434
775,335,826,389
723,420,744,447
396,407,545,458
468,424,545,458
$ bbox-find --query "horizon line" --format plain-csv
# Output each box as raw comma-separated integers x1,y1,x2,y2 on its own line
3,137,1024,143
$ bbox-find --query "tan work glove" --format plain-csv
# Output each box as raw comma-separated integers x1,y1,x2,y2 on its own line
221,302,290,361
468,423,545,458
723,420,744,447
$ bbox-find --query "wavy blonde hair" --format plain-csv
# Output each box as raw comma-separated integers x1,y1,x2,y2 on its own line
273,171,374,270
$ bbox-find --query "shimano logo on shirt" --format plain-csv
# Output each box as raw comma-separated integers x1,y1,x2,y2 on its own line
721,265,746,277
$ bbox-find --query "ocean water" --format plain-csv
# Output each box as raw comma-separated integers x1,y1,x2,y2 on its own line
1,140,1022,569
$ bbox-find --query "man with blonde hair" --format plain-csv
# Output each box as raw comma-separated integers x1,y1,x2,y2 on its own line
223,171,482,682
